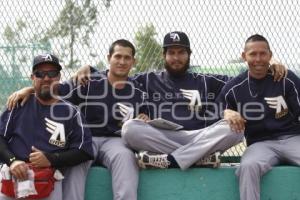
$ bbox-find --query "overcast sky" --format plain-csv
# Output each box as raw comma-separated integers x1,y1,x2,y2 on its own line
0,0,299,73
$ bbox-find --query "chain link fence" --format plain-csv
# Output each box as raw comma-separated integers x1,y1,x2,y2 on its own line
1,0,299,158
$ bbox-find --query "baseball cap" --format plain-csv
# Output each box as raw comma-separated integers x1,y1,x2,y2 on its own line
32,54,62,71
163,31,190,49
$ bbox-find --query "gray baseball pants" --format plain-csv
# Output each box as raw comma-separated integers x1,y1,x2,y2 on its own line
236,134,300,200
122,119,243,170
62,160,92,200
63,136,139,200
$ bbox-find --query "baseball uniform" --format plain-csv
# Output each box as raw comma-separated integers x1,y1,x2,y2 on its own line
218,70,300,200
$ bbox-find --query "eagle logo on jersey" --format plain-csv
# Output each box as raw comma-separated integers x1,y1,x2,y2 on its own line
180,89,202,112
117,103,134,122
45,117,66,147
264,96,288,119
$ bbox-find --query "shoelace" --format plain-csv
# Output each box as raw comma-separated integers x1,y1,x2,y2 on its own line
148,155,170,168
197,154,216,164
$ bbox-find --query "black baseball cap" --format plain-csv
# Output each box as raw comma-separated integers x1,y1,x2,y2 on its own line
163,31,190,49
32,54,62,71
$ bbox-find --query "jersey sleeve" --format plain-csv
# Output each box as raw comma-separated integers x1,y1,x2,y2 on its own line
67,110,94,158
0,108,18,165
202,74,229,103
59,80,89,106
285,70,300,118
138,92,150,117
210,74,231,82
0,107,15,140
216,82,238,111
131,72,148,91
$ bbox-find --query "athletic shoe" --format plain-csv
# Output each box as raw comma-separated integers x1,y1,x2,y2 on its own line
194,152,221,168
136,151,170,169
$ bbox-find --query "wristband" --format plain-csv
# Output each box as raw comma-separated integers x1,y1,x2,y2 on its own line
8,156,16,166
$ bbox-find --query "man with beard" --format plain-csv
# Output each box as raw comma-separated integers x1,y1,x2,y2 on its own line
121,32,285,169
0,54,94,200
62,31,285,170
121,31,244,169
73,32,246,169
5,40,149,200
6,34,285,180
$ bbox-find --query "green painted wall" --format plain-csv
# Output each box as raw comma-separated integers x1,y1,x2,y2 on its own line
85,166,300,200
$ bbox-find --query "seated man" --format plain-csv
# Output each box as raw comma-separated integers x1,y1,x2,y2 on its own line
218,34,300,200
5,40,149,200
67,31,285,170
121,31,244,169
0,54,93,200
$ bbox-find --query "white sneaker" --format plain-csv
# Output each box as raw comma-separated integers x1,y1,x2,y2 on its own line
136,151,170,169
194,152,221,168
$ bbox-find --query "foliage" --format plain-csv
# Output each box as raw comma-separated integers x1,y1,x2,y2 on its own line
134,24,163,73
45,0,99,68
3,20,27,44
2,19,51,77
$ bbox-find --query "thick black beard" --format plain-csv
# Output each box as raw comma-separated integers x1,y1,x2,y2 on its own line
37,89,53,101
164,59,190,78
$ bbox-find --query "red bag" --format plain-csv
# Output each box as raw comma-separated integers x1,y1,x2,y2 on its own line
1,166,56,199
0,179,14,197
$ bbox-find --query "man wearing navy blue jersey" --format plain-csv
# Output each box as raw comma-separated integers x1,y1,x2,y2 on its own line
68,31,284,170
59,39,147,200
218,34,300,200
0,54,94,200
5,40,148,200
120,31,244,169
6,34,287,198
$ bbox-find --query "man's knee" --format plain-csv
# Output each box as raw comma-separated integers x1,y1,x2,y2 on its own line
219,121,244,142
108,149,137,169
115,148,136,161
237,159,271,177
121,119,144,141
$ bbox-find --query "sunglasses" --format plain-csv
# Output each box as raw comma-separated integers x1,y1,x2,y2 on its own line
34,70,60,78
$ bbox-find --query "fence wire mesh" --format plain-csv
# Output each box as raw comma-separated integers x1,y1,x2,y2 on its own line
1,0,299,158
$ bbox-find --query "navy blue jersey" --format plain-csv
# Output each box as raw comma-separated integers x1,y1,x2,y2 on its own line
218,70,300,145
0,95,93,161
59,70,147,137
132,71,230,130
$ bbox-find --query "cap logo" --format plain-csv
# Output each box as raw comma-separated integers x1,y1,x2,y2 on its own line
170,33,180,42
42,54,53,61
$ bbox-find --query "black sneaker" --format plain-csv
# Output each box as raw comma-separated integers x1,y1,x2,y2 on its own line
194,152,221,168
136,151,170,169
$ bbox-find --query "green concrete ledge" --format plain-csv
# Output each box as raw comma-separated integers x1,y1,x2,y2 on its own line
85,166,300,200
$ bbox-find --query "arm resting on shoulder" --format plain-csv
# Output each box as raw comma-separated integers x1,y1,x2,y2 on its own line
6,87,34,110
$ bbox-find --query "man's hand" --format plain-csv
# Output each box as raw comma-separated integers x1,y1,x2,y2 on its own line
29,146,51,168
71,65,91,86
223,109,246,133
9,160,29,180
136,113,150,122
269,58,288,82
6,87,34,110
